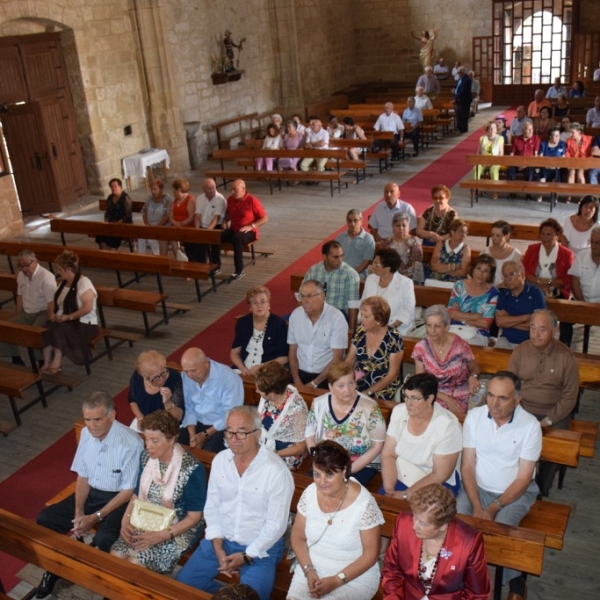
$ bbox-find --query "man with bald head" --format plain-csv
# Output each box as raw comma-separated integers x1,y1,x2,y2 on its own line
180,347,243,452
369,183,417,242
221,179,268,280
527,89,551,119
373,102,405,161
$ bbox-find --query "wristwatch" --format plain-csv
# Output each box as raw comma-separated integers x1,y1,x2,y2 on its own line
96,511,104,523
337,572,348,585
545,418,553,426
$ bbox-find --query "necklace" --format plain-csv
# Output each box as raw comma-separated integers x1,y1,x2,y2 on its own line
321,481,349,526
419,530,449,594
434,335,448,357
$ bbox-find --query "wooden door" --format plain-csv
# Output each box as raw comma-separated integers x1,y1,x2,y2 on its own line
0,103,61,215
473,36,494,103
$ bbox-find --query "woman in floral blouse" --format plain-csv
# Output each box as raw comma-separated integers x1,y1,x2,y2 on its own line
305,361,386,485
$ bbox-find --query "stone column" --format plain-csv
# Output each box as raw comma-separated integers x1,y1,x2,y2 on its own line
130,0,189,173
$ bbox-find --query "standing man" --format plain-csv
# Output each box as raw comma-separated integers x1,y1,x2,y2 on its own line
495,260,546,349
303,240,360,330
372,102,405,161
0,249,56,366
300,119,330,172
180,347,243,452
415,66,441,99
570,226,600,302
35,392,143,599
402,96,424,157
288,280,348,389
177,406,294,600
336,209,375,280
221,179,268,280
453,66,472,134
187,178,227,272
369,183,417,242
458,371,542,600
508,310,579,496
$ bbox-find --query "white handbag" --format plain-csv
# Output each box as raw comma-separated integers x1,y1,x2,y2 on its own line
130,498,175,532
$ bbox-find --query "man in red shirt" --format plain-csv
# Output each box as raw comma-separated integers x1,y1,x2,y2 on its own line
222,179,268,279
508,121,540,184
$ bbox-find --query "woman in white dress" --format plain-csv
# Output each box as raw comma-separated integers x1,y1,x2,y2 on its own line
288,441,384,600
560,195,599,255
481,220,521,287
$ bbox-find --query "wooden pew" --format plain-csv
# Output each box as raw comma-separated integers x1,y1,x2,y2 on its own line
0,508,212,600
211,112,260,150
0,271,17,307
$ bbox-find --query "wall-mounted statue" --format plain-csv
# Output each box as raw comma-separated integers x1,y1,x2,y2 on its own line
223,30,246,72
411,27,438,69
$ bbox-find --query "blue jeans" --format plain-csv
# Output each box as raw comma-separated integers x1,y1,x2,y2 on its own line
378,472,461,497
176,536,284,600
589,169,600,184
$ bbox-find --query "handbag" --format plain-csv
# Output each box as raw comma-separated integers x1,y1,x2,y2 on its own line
130,498,175,532
176,248,189,262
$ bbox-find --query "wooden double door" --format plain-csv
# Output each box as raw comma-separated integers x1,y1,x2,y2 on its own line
0,33,87,216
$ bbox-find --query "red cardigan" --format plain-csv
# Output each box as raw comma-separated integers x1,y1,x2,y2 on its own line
522,242,574,299
382,513,490,600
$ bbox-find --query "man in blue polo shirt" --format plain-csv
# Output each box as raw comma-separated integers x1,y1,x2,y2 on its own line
495,260,546,349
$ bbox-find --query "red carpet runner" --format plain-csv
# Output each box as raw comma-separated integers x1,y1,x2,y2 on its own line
0,120,492,590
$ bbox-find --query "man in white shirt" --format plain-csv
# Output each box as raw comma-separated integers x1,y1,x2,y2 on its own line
185,178,227,270
508,106,532,142
300,119,329,172
0,249,56,365
546,77,567,99
457,371,541,600
586,96,600,129
433,57,449,79
372,102,405,161
414,86,433,110
369,183,417,241
570,226,600,303
177,406,294,600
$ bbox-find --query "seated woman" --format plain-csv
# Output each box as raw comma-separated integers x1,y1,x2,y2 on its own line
481,220,522,286
553,94,570,119
254,361,308,471
533,105,555,139
473,120,504,199
382,483,490,600
416,185,457,247
230,286,288,375
305,362,386,485
138,179,173,256
95,178,133,250
278,119,304,171
345,296,404,409
561,195,600,255
412,305,480,416
566,122,592,189
111,411,206,573
255,122,283,171
569,80,585,98
381,374,462,500
342,116,367,160
128,350,184,432
428,218,471,284
41,250,99,374
361,247,416,335
169,178,195,259
447,254,499,347
538,128,567,199
381,212,424,282
288,441,384,600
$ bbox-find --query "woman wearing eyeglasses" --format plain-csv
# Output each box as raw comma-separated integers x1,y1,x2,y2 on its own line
288,441,384,600
380,374,462,502
230,286,289,376
128,350,184,433
305,361,386,485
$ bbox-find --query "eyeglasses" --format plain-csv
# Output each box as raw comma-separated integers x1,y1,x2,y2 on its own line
404,394,425,403
503,271,519,279
18,261,34,269
147,370,169,385
250,300,269,306
295,291,323,301
224,429,258,440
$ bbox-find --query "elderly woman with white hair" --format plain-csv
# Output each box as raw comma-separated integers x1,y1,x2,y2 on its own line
412,305,480,416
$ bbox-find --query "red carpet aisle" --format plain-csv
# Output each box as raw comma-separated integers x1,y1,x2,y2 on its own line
0,122,486,590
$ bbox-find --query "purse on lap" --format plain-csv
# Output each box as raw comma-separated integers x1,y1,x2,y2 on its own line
130,498,175,532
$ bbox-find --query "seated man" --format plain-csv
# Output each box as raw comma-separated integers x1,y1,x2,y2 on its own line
176,406,294,600
35,392,143,599
586,96,600,129
0,249,56,366
402,96,424,157
326,114,344,140
180,347,244,452
458,371,542,600
369,183,417,242
303,240,360,330
546,77,567,99
508,309,579,496
372,102,405,161
527,89,552,118
414,86,433,110
336,209,375,280
288,280,348,389
221,179,268,280
507,121,540,183
300,118,329,172
415,66,440,98
508,106,532,143
433,56,449,79
570,225,600,302
495,260,546,349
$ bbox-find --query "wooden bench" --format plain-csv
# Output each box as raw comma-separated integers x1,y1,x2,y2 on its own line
0,362,46,432
0,271,17,307
211,112,260,150
462,155,600,211
0,508,212,600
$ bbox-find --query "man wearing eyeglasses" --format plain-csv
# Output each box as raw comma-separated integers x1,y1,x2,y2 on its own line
494,261,546,350
177,405,293,600
0,249,56,366
288,280,348,389
180,347,243,452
